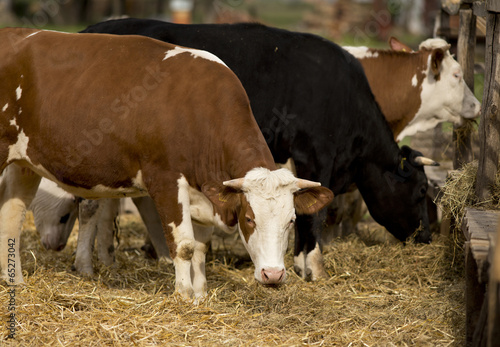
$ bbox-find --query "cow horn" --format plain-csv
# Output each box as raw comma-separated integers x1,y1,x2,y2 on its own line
297,179,321,189
414,156,439,166
223,178,245,189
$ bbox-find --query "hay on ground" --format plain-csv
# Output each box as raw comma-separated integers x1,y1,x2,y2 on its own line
0,214,465,346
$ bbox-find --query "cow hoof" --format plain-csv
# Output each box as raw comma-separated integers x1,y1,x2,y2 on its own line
158,256,173,266
293,264,312,281
73,262,94,276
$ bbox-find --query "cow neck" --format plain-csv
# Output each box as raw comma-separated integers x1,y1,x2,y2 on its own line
357,50,428,139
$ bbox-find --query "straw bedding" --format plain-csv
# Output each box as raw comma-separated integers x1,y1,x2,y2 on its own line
1,213,465,346
440,160,500,234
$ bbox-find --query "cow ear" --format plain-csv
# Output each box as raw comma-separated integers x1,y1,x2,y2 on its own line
389,37,413,52
202,182,241,226
202,181,241,210
294,187,333,215
430,48,445,76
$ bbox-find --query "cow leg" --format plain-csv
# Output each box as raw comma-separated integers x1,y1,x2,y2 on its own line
95,199,119,267
0,164,41,284
147,174,196,299
132,196,172,263
294,211,328,281
74,199,100,275
191,224,213,300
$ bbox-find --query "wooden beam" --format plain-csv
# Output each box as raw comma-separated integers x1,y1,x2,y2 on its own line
476,12,500,202
487,0,500,13
473,1,487,17
454,7,477,169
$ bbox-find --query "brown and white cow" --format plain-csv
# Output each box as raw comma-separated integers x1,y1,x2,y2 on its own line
321,37,481,241
0,28,333,299
343,37,480,141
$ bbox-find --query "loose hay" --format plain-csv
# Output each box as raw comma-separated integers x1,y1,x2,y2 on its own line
1,214,465,346
439,160,500,232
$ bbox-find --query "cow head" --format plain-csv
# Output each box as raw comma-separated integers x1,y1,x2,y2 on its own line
392,37,481,141
204,168,333,285
30,179,79,251
358,146,437,244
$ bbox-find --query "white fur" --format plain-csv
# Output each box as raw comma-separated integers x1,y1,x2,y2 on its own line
418,38,450,50
7,130,29,162
163,46,228,67
411,74,418,87
26,31,41,39
16,86,22,100
237,168,298,283
9,117,18,130
396,49,480,141
343,46,379,59
30,178,78,251
2,103,8,112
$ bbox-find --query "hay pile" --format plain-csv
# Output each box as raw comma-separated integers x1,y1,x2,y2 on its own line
439,160,500,232
1,214,465,346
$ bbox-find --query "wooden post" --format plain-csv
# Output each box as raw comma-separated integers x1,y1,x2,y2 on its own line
488,222,500,347
454,6,476,169
476,11,500,202
465,241,487,346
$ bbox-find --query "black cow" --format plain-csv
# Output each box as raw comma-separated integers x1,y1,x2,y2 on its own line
82,19,435,280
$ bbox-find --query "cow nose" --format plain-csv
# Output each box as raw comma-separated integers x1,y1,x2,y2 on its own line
261,267,285,285
41,235,66,251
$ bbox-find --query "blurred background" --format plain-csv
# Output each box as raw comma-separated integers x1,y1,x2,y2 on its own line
0,0,458,44
0,0,486,161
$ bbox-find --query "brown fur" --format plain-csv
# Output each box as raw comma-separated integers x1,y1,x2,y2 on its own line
0,28,277,260
357,49,432,139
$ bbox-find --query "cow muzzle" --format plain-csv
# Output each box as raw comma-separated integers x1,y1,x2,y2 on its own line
260,267,286,285
41,234,67,251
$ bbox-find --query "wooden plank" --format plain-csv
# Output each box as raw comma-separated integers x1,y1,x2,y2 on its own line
487,0,500,13
488,223,500,346
454,7,477,169
466,241,487,346
474,1,487,17
462,208,500,240
476,12,500,202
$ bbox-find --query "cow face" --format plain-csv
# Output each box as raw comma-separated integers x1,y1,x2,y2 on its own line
396,38,480,140
359,146,435,243
204,168,333,285
30,179,79,251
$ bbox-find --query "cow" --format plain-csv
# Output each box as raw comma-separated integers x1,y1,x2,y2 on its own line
324,37,481,240
30,179,80,251
0,174,80,251
81,19,438,281
0,28,333,300
343,37,480,141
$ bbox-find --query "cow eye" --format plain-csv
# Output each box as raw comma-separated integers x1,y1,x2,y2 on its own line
59,213,70,224
245,217,255,227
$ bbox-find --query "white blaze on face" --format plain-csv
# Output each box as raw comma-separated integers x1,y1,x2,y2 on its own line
237,168,298,283
163,46,228,67
16,86,22,100
396,47,481,141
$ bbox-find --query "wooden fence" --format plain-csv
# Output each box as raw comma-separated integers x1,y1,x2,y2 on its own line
440,1,500,346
